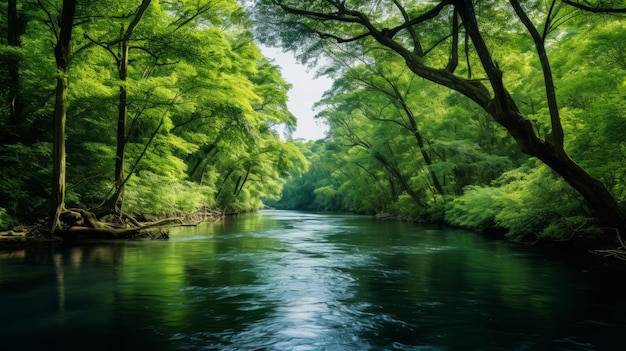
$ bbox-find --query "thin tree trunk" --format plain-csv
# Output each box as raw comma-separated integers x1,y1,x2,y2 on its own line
394,88,445,196
92,115,164,218
373,151,429,208
83,1,152,217
235,164,251,197
108,0,152,211
7,0,24,126
49,0,77,234
358,76,445,196
111,36,129,210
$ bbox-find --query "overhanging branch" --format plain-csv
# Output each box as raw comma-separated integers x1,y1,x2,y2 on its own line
562,0,626,13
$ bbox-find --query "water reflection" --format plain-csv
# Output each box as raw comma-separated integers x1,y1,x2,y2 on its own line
1,211,625,350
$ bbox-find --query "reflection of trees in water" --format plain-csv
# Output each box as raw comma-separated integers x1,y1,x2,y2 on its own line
51,245,126,317
0,249,26,260
54,253,65,313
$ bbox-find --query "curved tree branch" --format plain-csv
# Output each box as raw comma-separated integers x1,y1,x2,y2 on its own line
562,0,626,13
510,0,564,150
393,0,423,55
446,9,460,73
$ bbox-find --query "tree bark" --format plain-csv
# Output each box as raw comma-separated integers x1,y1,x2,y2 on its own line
49,0,77,234
112,36,129,209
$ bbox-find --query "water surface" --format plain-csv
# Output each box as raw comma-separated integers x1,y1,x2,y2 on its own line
1,210,625,350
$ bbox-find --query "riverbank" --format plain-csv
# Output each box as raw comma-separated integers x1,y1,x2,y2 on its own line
0,226,60,250
4,209,626,263
0,209,227,250
374,211,626,261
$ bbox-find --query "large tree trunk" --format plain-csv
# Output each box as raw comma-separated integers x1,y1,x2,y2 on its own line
268,0,625,233
453,1,623,229
110,38,129,210
49,0,77,234
91,73,128,218
391,1,623,229
49,75,69,233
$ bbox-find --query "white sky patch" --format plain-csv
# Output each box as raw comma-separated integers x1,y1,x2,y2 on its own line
260,46,332,141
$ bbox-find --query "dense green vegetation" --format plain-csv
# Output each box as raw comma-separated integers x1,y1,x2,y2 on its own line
0,0,307,233
1,0,625,247
258,1,626,243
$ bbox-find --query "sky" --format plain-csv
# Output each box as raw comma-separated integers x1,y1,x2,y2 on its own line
259,46,333,141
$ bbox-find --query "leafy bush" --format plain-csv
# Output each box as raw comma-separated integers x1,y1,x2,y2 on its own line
0,207,9,230
493,164,593,240
444,186,502,232
387,194,427,219
312,185,340,211
0,143,51,221
124,172,216,216
443,163,600,241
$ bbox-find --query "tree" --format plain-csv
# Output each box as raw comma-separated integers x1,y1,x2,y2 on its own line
0,0,310,234
323,54,446,196
253,0,624,232
48,0,77,233
81,0,152,216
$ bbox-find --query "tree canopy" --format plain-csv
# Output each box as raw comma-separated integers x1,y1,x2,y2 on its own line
256,0,626,243
0,0,306,232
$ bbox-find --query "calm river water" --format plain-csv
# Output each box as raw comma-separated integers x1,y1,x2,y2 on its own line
1,210,625,350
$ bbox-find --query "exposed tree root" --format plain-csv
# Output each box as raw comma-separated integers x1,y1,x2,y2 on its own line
2,208,223,249
592,249,626,261
591,228,626,261
57,208,174,240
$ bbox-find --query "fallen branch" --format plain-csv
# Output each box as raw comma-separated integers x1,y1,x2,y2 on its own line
57,208,173,240
591,227,626,261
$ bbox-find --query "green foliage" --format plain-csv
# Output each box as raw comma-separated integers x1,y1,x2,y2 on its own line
2,0,625,246
312,185,340,211
387,194,428,218
445,186,503,232
492,165,595,241
124,172,216,216
277,47,517,218
0,207,18,230
261,0,626,243
0,0,308,224
446,164,600,240
0,142,51,219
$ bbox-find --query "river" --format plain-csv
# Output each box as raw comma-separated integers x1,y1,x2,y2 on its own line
1,210,625,350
